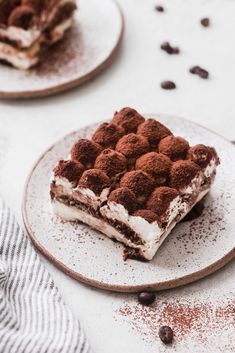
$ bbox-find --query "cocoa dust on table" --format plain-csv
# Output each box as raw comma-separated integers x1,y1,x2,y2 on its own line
118,299,235,347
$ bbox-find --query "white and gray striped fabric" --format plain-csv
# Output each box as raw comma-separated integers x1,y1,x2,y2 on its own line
0,199,91,353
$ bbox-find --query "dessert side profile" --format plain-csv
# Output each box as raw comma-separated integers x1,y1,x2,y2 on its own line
50,108,220,261
0,0,77,69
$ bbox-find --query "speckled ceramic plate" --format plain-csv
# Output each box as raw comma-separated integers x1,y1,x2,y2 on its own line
22,115,235,292
0,0,123,99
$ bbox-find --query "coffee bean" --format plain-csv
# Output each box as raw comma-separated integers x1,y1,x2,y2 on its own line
190,66,209,79
159,326,173,344
160,42,180,55
201,17,210,27
155,5,164,12
138,292,156,306
161,81,176,90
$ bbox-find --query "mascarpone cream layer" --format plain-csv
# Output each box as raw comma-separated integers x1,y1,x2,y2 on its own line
52,157,217,260
54,176,110,210
52,187,210,260
0,25,40,48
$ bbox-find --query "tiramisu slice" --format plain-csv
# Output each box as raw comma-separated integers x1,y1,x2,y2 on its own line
0,0,77,69
50,108,220,261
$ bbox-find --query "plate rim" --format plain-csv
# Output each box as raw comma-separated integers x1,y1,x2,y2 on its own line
0,0,124,99
22,114,235,293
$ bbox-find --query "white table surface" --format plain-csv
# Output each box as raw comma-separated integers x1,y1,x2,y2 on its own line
0,1,235,352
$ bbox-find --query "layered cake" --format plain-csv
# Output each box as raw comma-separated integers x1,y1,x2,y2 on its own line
0,0,77,69
50,108,220,261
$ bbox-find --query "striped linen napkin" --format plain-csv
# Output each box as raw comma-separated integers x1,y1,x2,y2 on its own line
0,199,91,353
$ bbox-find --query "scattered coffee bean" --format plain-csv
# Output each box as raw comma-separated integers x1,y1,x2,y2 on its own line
160,42,180,55
155,5,164,12
159,326,174,344
181,201,205,222
138,291,156,306
161,81,176,90
201,17,210,27
190,66,209,79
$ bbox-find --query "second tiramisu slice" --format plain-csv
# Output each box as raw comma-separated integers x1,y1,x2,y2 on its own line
0,0,77,69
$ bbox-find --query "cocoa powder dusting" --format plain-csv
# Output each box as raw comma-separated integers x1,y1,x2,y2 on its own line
28,24,82,78
118,298,235,348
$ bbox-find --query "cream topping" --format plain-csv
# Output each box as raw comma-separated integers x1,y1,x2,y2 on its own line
55,176,110,210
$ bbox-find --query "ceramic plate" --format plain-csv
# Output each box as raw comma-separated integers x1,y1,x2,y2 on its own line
0,0,123,99
22,115,235,292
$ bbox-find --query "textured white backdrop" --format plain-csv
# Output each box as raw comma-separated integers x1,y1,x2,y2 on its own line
0,1,235,352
